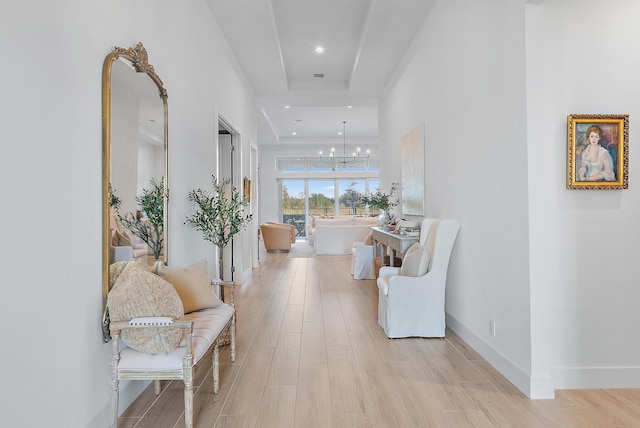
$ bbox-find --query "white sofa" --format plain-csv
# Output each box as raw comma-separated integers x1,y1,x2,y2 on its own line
309,216,378,255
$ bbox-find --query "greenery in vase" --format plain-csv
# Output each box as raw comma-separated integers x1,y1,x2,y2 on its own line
362,182,399,212
118,178,165,260
185,176,252,280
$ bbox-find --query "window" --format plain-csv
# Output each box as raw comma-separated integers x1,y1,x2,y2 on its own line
277,156,379,172
338,180,365,215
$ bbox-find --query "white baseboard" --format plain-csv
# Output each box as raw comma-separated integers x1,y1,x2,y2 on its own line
86,380,150,427
552,366,640,389
446,314,554,399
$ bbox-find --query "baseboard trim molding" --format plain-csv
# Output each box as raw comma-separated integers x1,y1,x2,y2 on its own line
552,366,640,389
446,314,554,399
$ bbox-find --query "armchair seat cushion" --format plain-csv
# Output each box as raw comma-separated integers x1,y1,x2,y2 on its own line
182,304,235,363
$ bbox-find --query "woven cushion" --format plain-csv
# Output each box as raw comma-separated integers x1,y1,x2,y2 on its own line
158,259,221,314
110,260,156,292
107,266,184,355
400,243,431,277
109,261,129,292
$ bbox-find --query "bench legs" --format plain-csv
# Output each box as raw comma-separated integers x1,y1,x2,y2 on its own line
109,376,119,428
213,341,220,394
231,312,236,362
184,376,194,428
109,337,120,428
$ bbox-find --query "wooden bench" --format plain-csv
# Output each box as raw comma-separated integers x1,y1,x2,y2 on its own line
108,280,236,428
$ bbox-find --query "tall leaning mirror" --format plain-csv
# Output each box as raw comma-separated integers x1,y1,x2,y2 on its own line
102,42,169,341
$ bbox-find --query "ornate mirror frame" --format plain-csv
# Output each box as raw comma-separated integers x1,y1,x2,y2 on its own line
102,42,169,341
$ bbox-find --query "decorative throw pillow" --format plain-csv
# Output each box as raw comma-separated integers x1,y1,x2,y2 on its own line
108,261,129,291
107,267,184,355
400,243,431,277
110,260,155,293
364,231,374,245
112,229,133,247
157,259,221,314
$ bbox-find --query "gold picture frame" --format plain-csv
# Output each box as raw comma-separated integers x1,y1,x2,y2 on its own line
567,114,628,189
243,176,251,203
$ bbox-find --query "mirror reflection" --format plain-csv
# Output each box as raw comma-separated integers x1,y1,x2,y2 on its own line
102,43,168,341
110,58,166,263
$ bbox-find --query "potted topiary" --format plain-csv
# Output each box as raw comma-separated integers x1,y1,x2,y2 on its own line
185,175,252,282
118,178,165,261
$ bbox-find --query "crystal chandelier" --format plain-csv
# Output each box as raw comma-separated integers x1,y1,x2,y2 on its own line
318,121,370,170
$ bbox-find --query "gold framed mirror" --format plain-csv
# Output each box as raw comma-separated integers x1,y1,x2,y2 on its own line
102,43,169,341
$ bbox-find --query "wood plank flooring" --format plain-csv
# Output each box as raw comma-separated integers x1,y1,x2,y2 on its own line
118,248,640,427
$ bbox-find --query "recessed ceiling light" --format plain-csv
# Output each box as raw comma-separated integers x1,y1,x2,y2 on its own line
347,105,353,109
338,132,343,135
284,105,291,109
292,132,297,136
315,46,324,54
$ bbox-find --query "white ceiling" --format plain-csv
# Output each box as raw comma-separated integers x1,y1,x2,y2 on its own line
206,0,435,146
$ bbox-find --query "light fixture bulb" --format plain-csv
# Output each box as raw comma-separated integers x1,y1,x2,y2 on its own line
315,46,324,54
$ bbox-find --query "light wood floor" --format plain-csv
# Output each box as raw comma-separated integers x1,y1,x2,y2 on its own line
118,249,640,427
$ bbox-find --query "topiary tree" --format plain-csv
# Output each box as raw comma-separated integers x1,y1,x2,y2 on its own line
119,178,165,260
185,176,252,281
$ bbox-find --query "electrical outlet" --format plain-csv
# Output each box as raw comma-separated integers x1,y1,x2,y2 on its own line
489,320,496,337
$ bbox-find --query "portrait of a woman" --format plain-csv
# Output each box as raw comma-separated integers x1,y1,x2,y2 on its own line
576,125,615,182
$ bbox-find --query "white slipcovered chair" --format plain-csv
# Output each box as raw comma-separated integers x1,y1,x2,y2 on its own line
376,218,460,338
351,242,375,280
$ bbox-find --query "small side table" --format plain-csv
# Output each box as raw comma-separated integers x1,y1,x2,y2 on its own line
371,227,419,267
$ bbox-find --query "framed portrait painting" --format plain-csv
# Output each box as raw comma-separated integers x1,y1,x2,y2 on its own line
567,114,628,189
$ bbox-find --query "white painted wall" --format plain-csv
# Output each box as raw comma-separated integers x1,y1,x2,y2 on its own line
0,1,257,426
380,0,535,395
381,0,640,397
528,0,640,389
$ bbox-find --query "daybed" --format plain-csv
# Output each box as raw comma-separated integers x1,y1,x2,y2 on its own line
107,260,236,428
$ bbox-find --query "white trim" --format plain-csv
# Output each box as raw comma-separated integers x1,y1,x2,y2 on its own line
552,366,640,390
446,314,555,399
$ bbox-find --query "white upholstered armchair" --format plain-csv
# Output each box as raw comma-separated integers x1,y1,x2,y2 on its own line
376,218,460,338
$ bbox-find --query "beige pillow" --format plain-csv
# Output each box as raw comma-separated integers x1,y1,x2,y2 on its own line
107,267,184,355
400,243,431,277
364,231,374,245
112,229,133,247
158,259,221,314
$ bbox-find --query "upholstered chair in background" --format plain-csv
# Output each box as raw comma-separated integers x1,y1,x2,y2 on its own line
260,222,295,252
351,230,376,280
376,218,461,338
